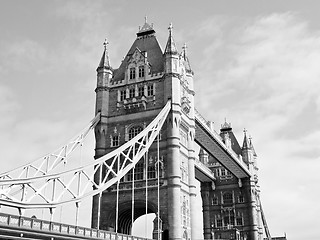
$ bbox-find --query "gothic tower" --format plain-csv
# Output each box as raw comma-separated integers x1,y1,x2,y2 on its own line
199,122,263,240
92,19,197,240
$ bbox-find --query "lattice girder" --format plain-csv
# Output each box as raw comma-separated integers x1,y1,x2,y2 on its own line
0,113,101,181
0,101,171,210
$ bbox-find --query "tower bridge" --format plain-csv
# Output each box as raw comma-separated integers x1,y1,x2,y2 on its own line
0,19,284,240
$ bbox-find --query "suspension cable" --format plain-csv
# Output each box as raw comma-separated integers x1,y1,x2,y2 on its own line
145,151,149,238
59,161,66,223
97,161,103,230
75,143,83,226
145,151,148,237
115,156,120,233
157,133,160,240
131,165,135,234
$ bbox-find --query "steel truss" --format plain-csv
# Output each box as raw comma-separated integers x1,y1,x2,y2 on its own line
0,113,101,181
0,100,171,210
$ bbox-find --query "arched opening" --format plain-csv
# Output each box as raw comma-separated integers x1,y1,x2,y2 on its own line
132,213,156,238
114,200,158,236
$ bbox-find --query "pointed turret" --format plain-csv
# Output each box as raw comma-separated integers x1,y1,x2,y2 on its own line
219,119,242,155
164,23,180,102
97,39,112,71
164,23,178,55
181,43,193,74
242,128,250,150
249,136,257,157
95,39,113,115
199,148,209,164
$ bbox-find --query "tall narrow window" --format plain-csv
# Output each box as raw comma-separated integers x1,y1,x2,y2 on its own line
130,67,136,79
111,135,119,147
134,161,144,180
138,86,144,96
147,85,154,96
147,165,156,179
216,219,223,228
120,90,126,101
138,66,145,78
129,88,135,98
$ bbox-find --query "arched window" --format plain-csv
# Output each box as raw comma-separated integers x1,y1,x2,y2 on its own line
223,192,233,204
128,126,143,140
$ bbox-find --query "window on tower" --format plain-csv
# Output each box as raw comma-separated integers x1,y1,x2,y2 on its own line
216,219,223,228
212,197,218,205
120,90,126,101
236,217,243,226
134,161,144,180
126,160,144,181
138,66,145,78
138,86,144,97
223,192,233,204
147,84,154,96
111,135,119,147
147,165,156,179
130,67,136,79
129,88,135,98
128,126,143,140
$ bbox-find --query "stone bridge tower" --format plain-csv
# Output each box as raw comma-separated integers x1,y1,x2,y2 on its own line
92,19,198,240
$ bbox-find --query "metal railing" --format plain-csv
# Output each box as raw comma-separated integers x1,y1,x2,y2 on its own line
0,212,151,240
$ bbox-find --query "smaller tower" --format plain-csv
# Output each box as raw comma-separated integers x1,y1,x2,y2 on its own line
92,39,113,229
96,39,113,116
241,129,262,240
164,23,180,103
95,39,113,159
241,129,252,168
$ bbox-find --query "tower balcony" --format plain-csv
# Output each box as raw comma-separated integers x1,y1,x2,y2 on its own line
117,95,155,113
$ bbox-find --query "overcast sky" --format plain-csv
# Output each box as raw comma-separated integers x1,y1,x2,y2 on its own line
1,1,319,239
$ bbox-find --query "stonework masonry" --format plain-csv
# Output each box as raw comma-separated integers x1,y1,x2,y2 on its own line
93,19,266,240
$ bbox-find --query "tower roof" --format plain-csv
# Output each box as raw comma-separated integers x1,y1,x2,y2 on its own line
164,23,178,55
137,16,155,37
112,20,164,82
219,119,242,155
220,118,232,132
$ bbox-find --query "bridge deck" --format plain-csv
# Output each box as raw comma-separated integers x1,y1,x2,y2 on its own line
194,110,251,179
0,213,151,240
194,159,215,182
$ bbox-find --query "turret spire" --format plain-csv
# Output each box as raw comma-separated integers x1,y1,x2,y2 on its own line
97,38,111,70
249,136,257,156
165,22,178,55
182,43,187,60
242,128,250,149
